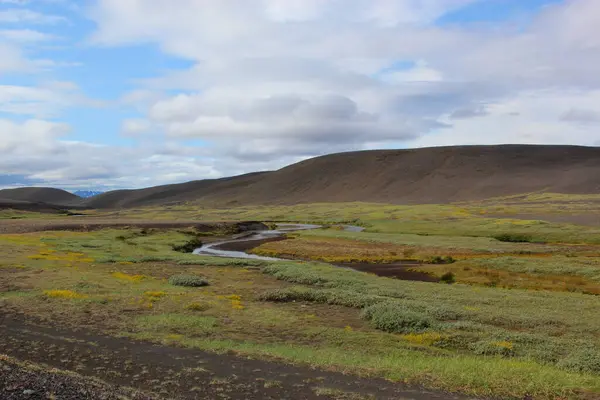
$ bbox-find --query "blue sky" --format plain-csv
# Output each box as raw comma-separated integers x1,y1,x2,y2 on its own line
1,0,599,191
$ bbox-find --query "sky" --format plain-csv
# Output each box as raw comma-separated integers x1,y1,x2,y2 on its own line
1,0,599,191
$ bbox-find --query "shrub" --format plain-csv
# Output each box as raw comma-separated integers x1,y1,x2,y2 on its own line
186,302,210,311
172,237,203,253
557,349,600,373
425,305,461,320
168,274,210,287
260,287,384,308
470,340,515,357
361,302,434,333
428,256,456,265
440,272,456,284
493,233,533,243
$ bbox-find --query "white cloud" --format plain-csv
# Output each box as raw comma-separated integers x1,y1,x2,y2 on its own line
0,8,66,24
121,118,152,135
3,0,599,189
0,82,85,117
411,89,600,148
80,0,600,181
0,42,29,73
0,29,57,42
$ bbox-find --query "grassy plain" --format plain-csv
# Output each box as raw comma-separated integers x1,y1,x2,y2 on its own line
2,195,600,399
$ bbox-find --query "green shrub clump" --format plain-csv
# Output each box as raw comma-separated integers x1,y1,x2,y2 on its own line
440,271,456,284
260,286,384,308
557,349,600,373
470,340,516,357
493,233,533,243
168,274,209,287
186,302,210,311
172,237,203,253
361,302,434,333
428,256,456,264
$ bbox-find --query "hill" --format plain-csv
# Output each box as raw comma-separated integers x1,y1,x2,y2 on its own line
0,187,81,207
4,145,600,210
81,144,600,208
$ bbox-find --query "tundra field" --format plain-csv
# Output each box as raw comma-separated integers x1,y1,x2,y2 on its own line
2,194,600,399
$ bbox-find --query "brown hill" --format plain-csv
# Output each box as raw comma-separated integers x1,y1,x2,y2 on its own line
0,187,81,207
80,144,600,209
4,145,600,210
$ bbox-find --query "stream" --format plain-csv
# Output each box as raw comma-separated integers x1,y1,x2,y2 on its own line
192,223,436,282
193,223,360,261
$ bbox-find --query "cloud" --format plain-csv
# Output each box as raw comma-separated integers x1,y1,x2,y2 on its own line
449,106,489,119
0,0,596,190
0,82,88,117
560,108,600,124
0,29,57,42
0,42,29,73
75,0,600,187
0,8,66,24
0,118,225,189
121,118,152,135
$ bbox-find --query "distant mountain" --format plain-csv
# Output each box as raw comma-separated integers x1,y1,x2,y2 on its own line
73,190,104,198
5,145,600,211
80,144,600,209
0,187,81,206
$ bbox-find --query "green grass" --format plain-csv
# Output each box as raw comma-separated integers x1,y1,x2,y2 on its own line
135,314,218,334
4,197,600,399
135,333,600,399
458,256,600,281
88,200,600,244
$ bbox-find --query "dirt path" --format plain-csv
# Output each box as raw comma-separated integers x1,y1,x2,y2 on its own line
0,312,476,400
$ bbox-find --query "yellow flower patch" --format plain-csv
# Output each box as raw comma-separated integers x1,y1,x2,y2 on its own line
112,272,146,282
144,291,167,299
43,290,88,299
231,299,245,310
401,332,444,346
28,251,94,264
492,341,514,350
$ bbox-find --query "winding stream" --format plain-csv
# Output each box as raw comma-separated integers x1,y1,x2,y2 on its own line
193,223,361,261
192,223,437,282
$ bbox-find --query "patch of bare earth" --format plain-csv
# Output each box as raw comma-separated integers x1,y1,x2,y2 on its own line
0,312,476,400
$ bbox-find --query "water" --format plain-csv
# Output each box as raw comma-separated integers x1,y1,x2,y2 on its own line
193,223,363,260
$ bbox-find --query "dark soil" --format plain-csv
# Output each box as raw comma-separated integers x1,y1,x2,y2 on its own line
0,220,260,234
1,356,159,400
335,262,439,282
0,312,476,400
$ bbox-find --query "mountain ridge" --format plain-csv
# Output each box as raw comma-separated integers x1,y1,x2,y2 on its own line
2,144,600,210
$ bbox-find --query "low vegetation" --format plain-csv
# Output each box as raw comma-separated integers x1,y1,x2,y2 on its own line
3,197,600,399
168,274,210,287
494,233,534,243
172,237,203,253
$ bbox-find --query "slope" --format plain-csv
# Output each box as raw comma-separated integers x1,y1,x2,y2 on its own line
80,144,600,208
0,187,82,207
7,145,600,209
